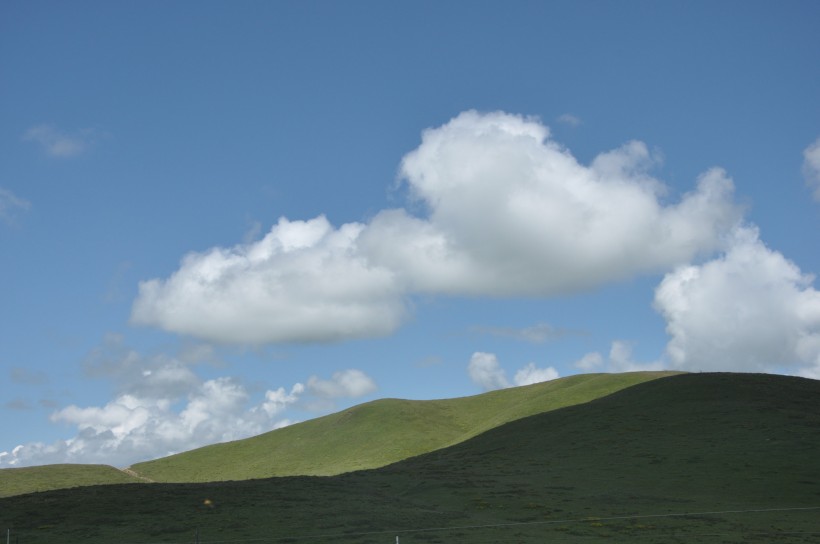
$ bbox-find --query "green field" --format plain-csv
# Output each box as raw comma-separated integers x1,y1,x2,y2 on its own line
1,372,818,543
0,464,142,498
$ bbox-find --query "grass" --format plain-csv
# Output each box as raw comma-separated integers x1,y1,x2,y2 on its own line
1,372,818,544
0,464,141,498
129,370,679,482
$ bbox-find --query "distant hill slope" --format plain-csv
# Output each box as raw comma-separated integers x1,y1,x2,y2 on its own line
131,371,679,482
381,371,820,509
2,372,818,544
0,464,141,498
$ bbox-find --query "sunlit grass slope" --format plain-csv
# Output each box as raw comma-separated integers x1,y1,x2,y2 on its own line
2,373,818,544
0,464,141,498
131,371,679,482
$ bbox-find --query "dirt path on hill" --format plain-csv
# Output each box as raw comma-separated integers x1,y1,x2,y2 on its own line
121,467,155,483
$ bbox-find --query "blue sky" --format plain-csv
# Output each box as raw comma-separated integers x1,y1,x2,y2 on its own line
2,1,819,468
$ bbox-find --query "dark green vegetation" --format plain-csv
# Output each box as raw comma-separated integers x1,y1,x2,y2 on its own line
2,372,819,543
131,370,678,482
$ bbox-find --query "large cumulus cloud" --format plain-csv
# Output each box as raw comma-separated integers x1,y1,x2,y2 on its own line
132,110,743,344
132,216,406,344
654,227,820,377
363,111,741,296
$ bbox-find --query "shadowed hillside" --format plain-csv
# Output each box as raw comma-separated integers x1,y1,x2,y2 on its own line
2,372,818,544
129,371,677,482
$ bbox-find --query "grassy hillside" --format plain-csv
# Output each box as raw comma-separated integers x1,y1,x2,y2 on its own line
2,372,818,544
130,370,678,482
0,464,141,498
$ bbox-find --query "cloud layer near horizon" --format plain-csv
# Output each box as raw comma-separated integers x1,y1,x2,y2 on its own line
0,337,378,468
132,110,743,344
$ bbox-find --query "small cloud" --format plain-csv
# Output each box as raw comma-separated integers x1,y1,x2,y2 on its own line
4,399,34,411
468,352,559,391
9,367,49,386
608,340,663,372
306,369,377,399
803,137,820,201
556,113,582,127
573,342,661,373
0,187,30,226
574,351,604,371
22,124,100,158
472,322,574,344
513,362,559,386
468,352,510,391
414,355,443,368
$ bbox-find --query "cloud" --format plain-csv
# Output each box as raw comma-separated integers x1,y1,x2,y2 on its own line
9,367,49,386
607,340,664,372
0,343,304,468
4,399,34,411
131,216,407,344
574,351,604,371
654,227,820,376
556,113,582,127
513,362,559,385
0,187,30,226
468,352,511,390
472,322,572,344
366,112,742,296
803,137,820,201
133,110,744,344
22,124,100,158
306,369,377,399
0,336,384,467
468,352,559,391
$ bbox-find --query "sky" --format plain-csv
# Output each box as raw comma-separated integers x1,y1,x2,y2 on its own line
1,0,819,469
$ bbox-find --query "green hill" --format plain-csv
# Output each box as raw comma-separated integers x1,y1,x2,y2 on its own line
130,370,678,482
0,371,673,497
1,372,818,544
0,464,141,498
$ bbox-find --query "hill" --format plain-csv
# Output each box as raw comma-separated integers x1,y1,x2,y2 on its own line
1,372,818,544
0,464,141,498
129,370,678,482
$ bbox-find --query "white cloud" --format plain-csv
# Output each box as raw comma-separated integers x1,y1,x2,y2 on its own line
22,124,97,158
468,352,511,391
513,362,559,385
0,381,300,468
557,113,582,127
574,351,604,371
468,352,559,391
654,227,820,376
0,337,385,468
571,342,663,373
803,137,820,201
607,340,664,372
0,187,30,226
0,344,304,468
306,369,377,399
131,216,407,344
361,111,742,297
133,110,744,344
